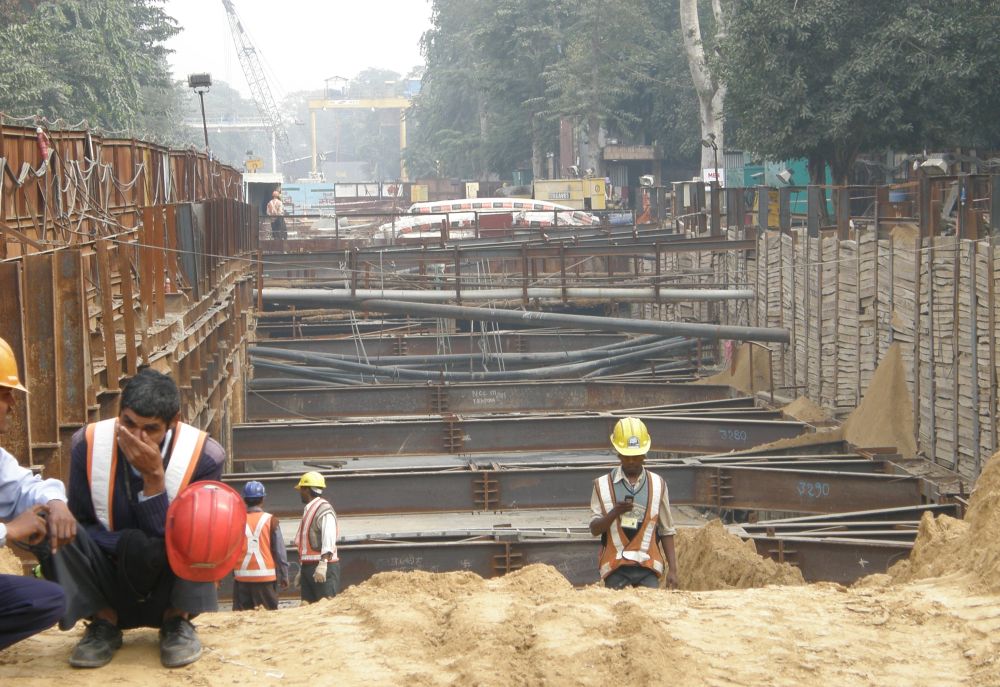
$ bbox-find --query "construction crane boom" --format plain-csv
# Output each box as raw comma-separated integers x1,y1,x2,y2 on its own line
220,0,290,167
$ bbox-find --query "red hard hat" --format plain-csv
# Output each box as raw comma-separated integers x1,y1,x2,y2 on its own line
166,481,247,582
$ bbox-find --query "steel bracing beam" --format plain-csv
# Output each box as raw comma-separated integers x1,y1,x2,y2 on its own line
246,381,738,420
231,414,808,461
223,463,924,517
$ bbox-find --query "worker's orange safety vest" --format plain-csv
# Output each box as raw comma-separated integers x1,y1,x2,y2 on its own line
235,511,277,582
85,418,205,531
594,471,666,579
295,497,338,563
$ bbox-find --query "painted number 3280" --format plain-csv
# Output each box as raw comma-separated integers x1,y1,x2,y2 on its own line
797,481,831,498
718,429,749,442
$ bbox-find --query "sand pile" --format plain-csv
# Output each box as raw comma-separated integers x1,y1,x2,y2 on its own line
697,342,773,395
887,449,1000,592
675,519,805,590
841,343,917,457
6,559,1000,686
0,547,22,575
782,396,832,424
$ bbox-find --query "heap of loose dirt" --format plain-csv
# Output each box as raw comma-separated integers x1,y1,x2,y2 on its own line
675,519,805,590
697,342,773,395
841,343,917,458
782,396,832,424
887,448,1000,592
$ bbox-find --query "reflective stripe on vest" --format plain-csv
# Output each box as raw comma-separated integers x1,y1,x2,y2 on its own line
86,419,207,531
235,511,276,581
596,470,666,579
296,497,337,563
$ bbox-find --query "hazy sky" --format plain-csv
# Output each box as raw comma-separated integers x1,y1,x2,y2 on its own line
164,0,432,99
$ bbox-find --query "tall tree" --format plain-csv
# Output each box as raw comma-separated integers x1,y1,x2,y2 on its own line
680,0,727,174
405,0,492,179
0,0,179,131
718,0,1000,184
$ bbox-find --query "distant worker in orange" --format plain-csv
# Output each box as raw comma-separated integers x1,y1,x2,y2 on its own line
266,189,287,240
294,472,339,603
232,481,288,611
589,417,679,589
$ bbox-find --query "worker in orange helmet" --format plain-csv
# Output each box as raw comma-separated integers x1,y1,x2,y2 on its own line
43,368,226,669
0,335,75,650
589,417,679,589
294,471,340,602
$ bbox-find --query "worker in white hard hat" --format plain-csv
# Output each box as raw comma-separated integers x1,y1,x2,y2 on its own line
589,417,679,589
0,335,75,650
294,471,339,602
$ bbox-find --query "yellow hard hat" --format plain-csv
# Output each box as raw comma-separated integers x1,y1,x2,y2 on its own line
610,417,650,456
0,337,27,392
295,471,326,490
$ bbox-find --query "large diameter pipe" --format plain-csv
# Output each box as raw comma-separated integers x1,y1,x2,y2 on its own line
354,299,789,344
263,286,754,304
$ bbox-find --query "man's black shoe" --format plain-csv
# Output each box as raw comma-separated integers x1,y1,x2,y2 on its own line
159,616,202,668
69,618,123,668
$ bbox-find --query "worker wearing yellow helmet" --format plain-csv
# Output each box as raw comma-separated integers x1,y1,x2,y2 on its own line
589,417,679,589
293,471,340,602
0,336,75,650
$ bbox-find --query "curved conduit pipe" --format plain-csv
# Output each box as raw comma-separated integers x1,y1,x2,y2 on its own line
250,337,697,384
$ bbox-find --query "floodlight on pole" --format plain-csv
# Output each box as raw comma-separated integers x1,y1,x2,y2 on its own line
700,133,720,188
187,73,212,150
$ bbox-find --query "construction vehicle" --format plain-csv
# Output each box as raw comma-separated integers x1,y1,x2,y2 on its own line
221,0,290,173
531,177,607,210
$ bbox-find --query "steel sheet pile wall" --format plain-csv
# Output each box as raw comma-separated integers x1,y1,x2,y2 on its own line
745,228,1000,483
0,122,256,481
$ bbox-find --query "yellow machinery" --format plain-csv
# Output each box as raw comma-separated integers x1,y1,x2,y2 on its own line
532,178,607,210
307,97,411,180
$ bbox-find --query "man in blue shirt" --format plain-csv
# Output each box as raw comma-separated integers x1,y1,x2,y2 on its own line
0,336,75,650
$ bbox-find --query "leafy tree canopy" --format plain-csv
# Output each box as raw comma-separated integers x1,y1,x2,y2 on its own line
0,0,179,131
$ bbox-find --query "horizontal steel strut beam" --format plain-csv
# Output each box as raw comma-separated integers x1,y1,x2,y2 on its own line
231,414,808,460
246,381,738,420
222,463,923,517
262,286,756,303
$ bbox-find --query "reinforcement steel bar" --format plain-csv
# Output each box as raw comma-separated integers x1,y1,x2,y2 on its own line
222,464,924,516
246,381,738,420
231,414,807,460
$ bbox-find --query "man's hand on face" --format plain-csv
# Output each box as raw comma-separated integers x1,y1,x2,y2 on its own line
116,419,166,494
6,504,48,545
45,499,77,553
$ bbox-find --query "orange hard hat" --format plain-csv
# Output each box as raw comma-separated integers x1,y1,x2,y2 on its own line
165,481,247,582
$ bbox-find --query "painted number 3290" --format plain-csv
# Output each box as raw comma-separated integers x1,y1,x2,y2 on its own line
797,481,831,498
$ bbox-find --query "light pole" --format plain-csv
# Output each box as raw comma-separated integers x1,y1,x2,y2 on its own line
701,133,721,236
700,133,720,187
187,73,212,150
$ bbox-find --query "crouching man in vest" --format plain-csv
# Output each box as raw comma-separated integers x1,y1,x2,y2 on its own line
44,368,226,669
589,417,679,589
294,472,340,603
232,481,289,610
